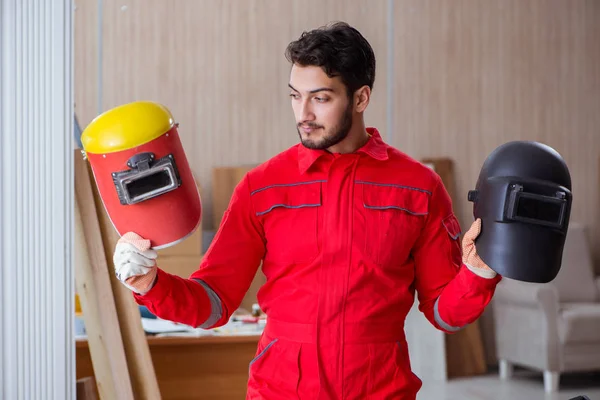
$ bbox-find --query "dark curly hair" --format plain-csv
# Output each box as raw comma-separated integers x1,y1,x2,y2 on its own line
285,22,376,97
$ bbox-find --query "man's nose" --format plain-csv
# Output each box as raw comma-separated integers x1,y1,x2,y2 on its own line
299,101,315,122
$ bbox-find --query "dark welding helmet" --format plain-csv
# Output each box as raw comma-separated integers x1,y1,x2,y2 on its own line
467,141,572,283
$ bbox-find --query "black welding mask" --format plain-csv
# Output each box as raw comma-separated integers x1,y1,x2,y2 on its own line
467,141,572,283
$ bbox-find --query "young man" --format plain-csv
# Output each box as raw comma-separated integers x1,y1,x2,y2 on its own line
114,22,501,399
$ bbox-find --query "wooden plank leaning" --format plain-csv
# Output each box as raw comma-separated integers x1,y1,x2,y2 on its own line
86,154,162,400
422,157,487,378
75,149,162,399
74,150,135,400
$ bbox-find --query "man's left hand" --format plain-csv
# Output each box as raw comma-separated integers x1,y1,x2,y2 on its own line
462,218,498,279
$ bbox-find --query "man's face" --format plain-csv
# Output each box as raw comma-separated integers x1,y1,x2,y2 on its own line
289,65,353,150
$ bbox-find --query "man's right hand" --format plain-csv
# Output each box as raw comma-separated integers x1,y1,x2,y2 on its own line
113,232,158,295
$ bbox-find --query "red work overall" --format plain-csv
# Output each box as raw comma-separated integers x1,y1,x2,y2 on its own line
135,128,501,399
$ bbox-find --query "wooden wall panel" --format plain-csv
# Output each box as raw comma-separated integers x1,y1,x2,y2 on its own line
99,0,388,230
80,1,600,264
100,0,291,228
393,0,600,272
76,1,600,371
393,0,600,366
288,0,389,135
74,0,99,127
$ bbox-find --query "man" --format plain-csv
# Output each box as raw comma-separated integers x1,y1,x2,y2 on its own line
113,22,501,399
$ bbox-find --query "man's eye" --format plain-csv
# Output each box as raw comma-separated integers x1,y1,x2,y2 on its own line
289,93,300,99
315,97,328,103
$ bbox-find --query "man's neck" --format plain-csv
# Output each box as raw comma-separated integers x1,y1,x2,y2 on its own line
327,122,369,155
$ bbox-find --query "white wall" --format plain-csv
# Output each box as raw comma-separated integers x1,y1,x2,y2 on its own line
0,0,74,398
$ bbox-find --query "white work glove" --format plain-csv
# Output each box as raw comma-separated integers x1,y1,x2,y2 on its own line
113,232,158,295
462,218,497,279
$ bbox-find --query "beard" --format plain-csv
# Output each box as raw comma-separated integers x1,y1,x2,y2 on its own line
297,102,353,150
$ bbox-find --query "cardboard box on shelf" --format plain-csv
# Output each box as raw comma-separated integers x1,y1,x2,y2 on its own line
156,180,204,258
212,166,257,229
158,255,203,278
156,224,203,258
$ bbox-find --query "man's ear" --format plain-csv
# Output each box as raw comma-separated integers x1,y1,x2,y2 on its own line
354,85,371,113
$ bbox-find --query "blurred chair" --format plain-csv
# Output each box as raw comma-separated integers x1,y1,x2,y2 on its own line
493,223,600,392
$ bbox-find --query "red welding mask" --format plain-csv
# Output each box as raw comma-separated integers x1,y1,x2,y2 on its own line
80,101,201,249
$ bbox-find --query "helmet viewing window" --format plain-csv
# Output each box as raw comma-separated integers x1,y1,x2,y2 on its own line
112,152,181,205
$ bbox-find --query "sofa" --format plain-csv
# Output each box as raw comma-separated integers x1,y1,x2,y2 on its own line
492,223,600,392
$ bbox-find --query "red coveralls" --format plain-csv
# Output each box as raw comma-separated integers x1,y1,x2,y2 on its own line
135,128,501,399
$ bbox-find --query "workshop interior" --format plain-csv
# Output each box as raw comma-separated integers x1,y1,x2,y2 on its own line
1,1,599,399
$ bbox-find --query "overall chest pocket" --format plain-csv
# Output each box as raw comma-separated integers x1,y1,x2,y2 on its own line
359,182,430,267
252,181,322,264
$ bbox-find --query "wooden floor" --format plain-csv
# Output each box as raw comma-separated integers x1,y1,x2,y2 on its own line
418,369,600,400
